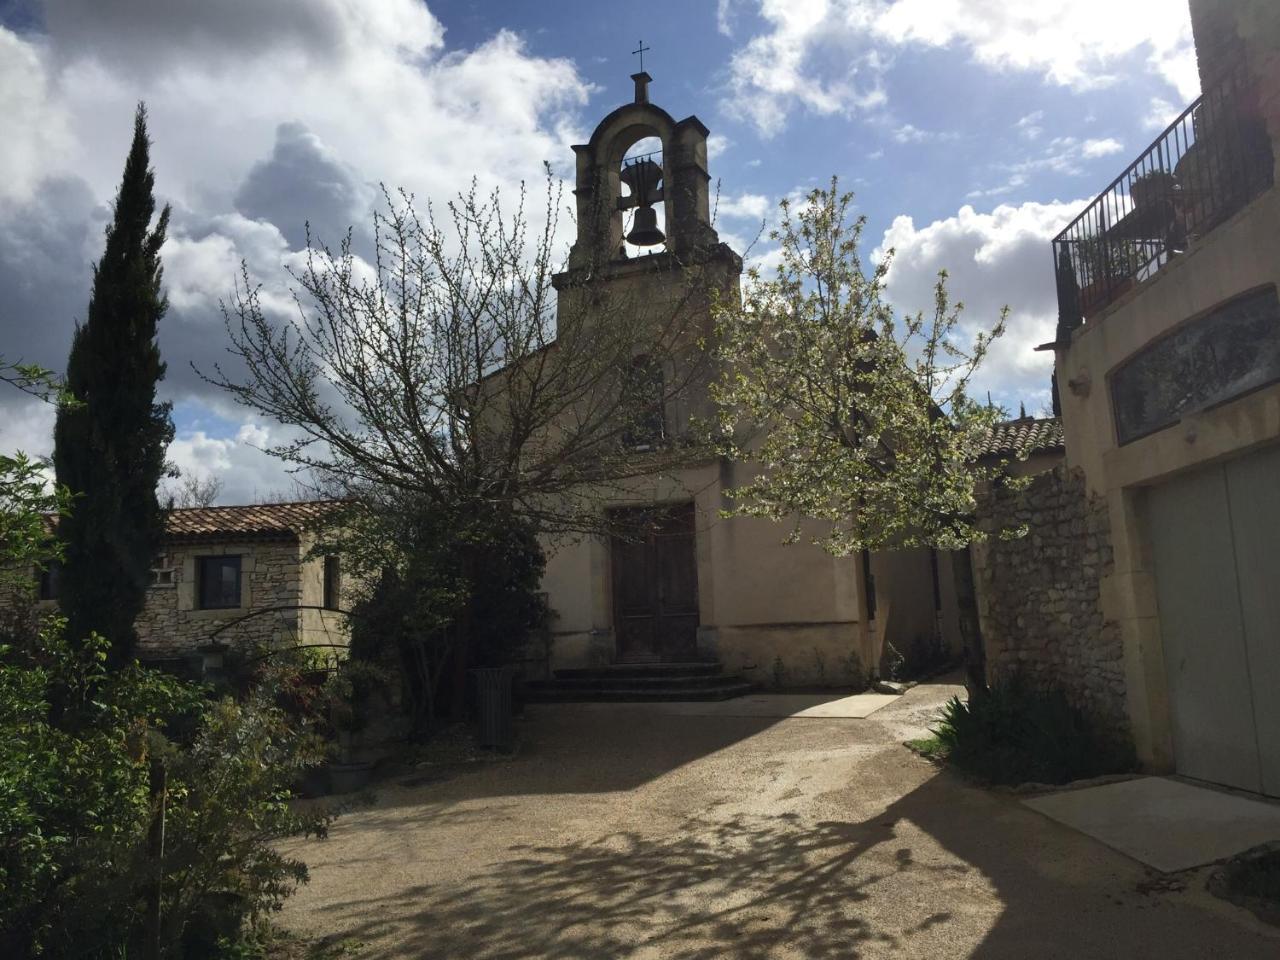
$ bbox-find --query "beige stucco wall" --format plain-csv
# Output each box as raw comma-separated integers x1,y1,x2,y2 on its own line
868,547,940,673
539,458,871,687
1055,5,1280,768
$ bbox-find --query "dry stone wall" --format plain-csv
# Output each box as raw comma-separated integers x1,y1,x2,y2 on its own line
972,464,1127,728
136,540,306,660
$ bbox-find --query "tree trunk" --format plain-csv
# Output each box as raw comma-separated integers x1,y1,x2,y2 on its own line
950,546,987,700
449,552,477,721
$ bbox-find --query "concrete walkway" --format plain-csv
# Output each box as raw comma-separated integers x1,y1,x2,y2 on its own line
1025,775,1280,873
280,681,1280,958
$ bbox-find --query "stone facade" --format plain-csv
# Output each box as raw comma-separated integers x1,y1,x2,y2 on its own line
135,539,324,661
972,464,1127,728
12,501,352,667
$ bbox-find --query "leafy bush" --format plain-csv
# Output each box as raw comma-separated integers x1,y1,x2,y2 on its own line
914,673,1135,786
0,624,329,958
341,500,548,730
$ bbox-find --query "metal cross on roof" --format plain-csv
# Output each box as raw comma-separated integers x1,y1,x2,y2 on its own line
632,40,650,72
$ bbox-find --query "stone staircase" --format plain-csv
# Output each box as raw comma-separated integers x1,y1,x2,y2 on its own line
522,661,754,703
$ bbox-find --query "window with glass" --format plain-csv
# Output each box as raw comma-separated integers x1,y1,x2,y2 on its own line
197,555,242,610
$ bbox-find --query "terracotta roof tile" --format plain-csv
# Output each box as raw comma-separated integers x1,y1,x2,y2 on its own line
977,416,1065,460
163,500,343,542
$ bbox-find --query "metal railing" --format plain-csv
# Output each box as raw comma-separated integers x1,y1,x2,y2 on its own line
1052,65,1274,326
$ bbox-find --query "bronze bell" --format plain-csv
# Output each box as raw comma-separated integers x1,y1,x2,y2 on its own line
627,205,665,247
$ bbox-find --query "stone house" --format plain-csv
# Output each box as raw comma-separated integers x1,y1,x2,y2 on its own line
35,501,350,671
1033,0,1280,797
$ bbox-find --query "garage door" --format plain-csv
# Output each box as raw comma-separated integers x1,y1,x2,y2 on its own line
1143,443,1280,797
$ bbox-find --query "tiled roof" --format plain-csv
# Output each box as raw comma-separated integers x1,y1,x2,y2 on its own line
977,416,1065,460
163,500,343,542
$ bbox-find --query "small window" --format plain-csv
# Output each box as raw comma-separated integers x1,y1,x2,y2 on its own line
37,561,61,602
197,556,242,610
622,355,665,449
323,555,340,611
149,556,176,588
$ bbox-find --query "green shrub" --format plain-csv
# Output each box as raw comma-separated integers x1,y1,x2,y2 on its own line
918,673,1135,786
0,624,329,958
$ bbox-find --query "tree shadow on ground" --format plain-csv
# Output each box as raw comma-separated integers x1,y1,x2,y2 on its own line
316,807,957,958
312,768,1280,960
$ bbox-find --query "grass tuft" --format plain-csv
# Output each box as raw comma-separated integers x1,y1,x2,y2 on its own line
912,673,1135,786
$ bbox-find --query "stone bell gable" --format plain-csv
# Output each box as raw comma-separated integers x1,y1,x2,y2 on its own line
566,71,722,268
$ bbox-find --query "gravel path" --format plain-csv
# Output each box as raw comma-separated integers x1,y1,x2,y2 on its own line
279,680,1280,958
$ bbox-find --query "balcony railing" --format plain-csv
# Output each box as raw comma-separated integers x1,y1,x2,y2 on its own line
1052,65,1274,326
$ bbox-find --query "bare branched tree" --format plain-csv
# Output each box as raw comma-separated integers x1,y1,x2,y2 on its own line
169,472,224,509
204,177,726,536
203,176,732,713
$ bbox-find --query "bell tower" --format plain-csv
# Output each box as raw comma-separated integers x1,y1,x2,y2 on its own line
563,70,731,270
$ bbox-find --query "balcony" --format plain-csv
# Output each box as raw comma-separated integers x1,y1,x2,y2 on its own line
1052,66,1274,327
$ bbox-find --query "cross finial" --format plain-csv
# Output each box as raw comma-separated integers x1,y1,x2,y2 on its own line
632,40,650,73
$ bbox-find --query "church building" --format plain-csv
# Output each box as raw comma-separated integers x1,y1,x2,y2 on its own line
534,70,960,693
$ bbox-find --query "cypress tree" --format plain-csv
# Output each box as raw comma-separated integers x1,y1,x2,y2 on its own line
54,104,174,666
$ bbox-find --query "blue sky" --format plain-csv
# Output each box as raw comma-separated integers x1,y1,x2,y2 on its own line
0,0,1196,502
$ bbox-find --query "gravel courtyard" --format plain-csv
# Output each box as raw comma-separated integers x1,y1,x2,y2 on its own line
279,681,1280,958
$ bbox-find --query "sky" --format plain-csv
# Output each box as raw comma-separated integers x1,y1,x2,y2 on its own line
0,0,1197,503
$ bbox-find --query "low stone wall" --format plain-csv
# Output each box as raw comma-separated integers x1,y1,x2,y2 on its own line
972,464,1127,728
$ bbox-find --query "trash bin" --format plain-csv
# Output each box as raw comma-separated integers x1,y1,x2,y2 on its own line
471,665,514,751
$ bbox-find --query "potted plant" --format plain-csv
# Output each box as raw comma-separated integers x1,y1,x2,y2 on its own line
324,660,381,793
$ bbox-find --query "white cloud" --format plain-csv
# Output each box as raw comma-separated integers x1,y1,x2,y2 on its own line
707,133,732,160
0,3,594,498
872,0,1196,97
717,192,771,220
1015,110,1045,141
1144,97,1181,131
166,421,310,504
721,1,887,136
717,0,737,37
891,123,957,144
722,0,1197,135
0,30,75,204
0,399,58,463
876,198,1091,412
1081,137,1124,159
966,134,1131,200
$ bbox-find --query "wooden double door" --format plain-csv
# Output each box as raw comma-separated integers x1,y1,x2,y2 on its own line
610,503,700,663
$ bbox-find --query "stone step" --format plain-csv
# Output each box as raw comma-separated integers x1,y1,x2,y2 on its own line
552,661,723,681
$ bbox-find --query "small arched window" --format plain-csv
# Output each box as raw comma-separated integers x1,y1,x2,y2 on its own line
622,355,665,450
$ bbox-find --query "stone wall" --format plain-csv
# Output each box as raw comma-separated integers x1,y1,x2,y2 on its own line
136,539,309,660
971,464,1127,727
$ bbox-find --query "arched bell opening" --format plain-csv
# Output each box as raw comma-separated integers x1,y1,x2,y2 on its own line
606,127,671,259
